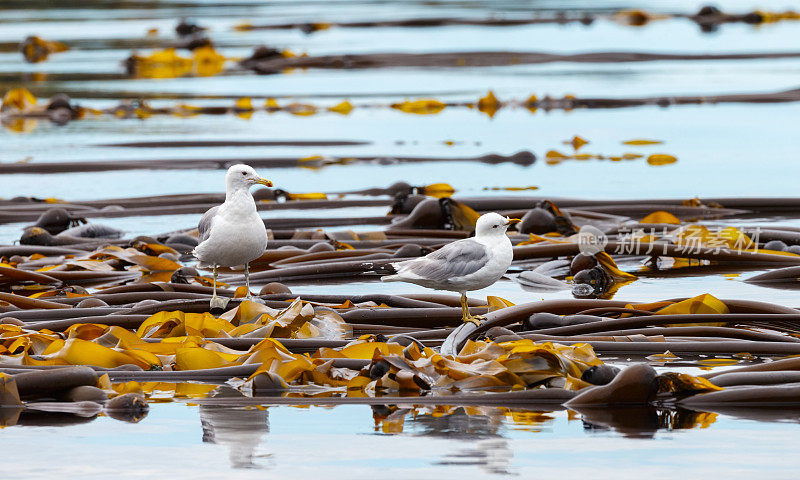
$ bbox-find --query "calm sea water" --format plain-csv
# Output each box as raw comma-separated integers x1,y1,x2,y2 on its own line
3,402,800,479
2,1,800,477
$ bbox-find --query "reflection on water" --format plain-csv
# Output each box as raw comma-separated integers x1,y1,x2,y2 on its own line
200,405,271,469
181,399,800,473
199,386,271,469
437,438,513,475
686,406,800,424
576,406,717,439
0,403,148,427
376,405,513,474
404,406,504,438
415,407,513,475
2,399,800,477
376,403,719,440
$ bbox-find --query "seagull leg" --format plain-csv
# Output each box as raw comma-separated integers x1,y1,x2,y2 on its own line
460,292,483,326
243,263,263,303
244,263,251,297
209,265,229,310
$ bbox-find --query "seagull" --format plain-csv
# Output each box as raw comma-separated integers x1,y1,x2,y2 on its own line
381,212,520,325
193,164,272,308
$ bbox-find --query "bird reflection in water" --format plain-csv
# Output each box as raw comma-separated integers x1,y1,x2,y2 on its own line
372,404,521,475
200,390,271,469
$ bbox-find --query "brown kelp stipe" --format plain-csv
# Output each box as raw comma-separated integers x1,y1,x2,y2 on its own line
232,7,797,33
0,152,535,175
240,50,800,73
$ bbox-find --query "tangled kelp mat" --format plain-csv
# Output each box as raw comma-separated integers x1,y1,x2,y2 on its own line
5,191,800,430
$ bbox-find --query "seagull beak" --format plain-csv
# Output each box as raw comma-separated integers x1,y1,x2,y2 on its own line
255,177,273,187
505,218,522,226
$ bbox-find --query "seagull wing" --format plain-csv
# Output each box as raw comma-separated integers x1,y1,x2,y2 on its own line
399,238,489,282
197,205,219,243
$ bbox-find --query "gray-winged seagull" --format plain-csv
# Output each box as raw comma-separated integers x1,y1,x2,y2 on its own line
193,164,273,308
382,212,520,325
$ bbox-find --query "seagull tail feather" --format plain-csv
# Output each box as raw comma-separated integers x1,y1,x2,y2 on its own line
361,261,399,277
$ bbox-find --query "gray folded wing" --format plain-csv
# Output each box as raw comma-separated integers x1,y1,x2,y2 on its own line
197,206,219,243
401,238,489,282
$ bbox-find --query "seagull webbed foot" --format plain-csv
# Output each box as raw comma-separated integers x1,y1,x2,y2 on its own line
243,295,264,304
462,315,485,327
210,295,230,310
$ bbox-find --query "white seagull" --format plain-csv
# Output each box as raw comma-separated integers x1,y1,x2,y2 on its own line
381,212,520,325
193,164,272,308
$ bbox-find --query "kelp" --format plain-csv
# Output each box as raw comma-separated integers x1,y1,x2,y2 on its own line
3,289,800,400
7,85,800,134
0,152,535,175
240,50,800,73
3,186,800,412
5,290,772,398
19,36,68,63
124,46,228,78
231,7,800,33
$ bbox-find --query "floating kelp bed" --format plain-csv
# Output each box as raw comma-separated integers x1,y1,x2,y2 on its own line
6,86,800,135
4,191,800,431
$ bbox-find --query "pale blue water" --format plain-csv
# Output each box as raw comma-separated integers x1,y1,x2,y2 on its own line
3,403,800,479
2,0,800,476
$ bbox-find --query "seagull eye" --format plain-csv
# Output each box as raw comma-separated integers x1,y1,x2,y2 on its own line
241,171,247,175
493,225,498,228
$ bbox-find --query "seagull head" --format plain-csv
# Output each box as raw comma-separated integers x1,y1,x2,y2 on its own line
475,212,521,237
226,164,273,191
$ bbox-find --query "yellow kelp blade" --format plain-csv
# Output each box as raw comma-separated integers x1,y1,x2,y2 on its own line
596,252,637,279
193,45,227,76
640,211,681,224
339,341,404,359
421,183,455,198
486,296,515,312
47,338,159,369
655,293,728,326
390,99,446,114
328,101,353,115
136,311,235,338
1,88,38,113
448,200,481,231
477,90,500,117
658,372,723,393
647,154,678,166
623,139,663,145
174,347,235,370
